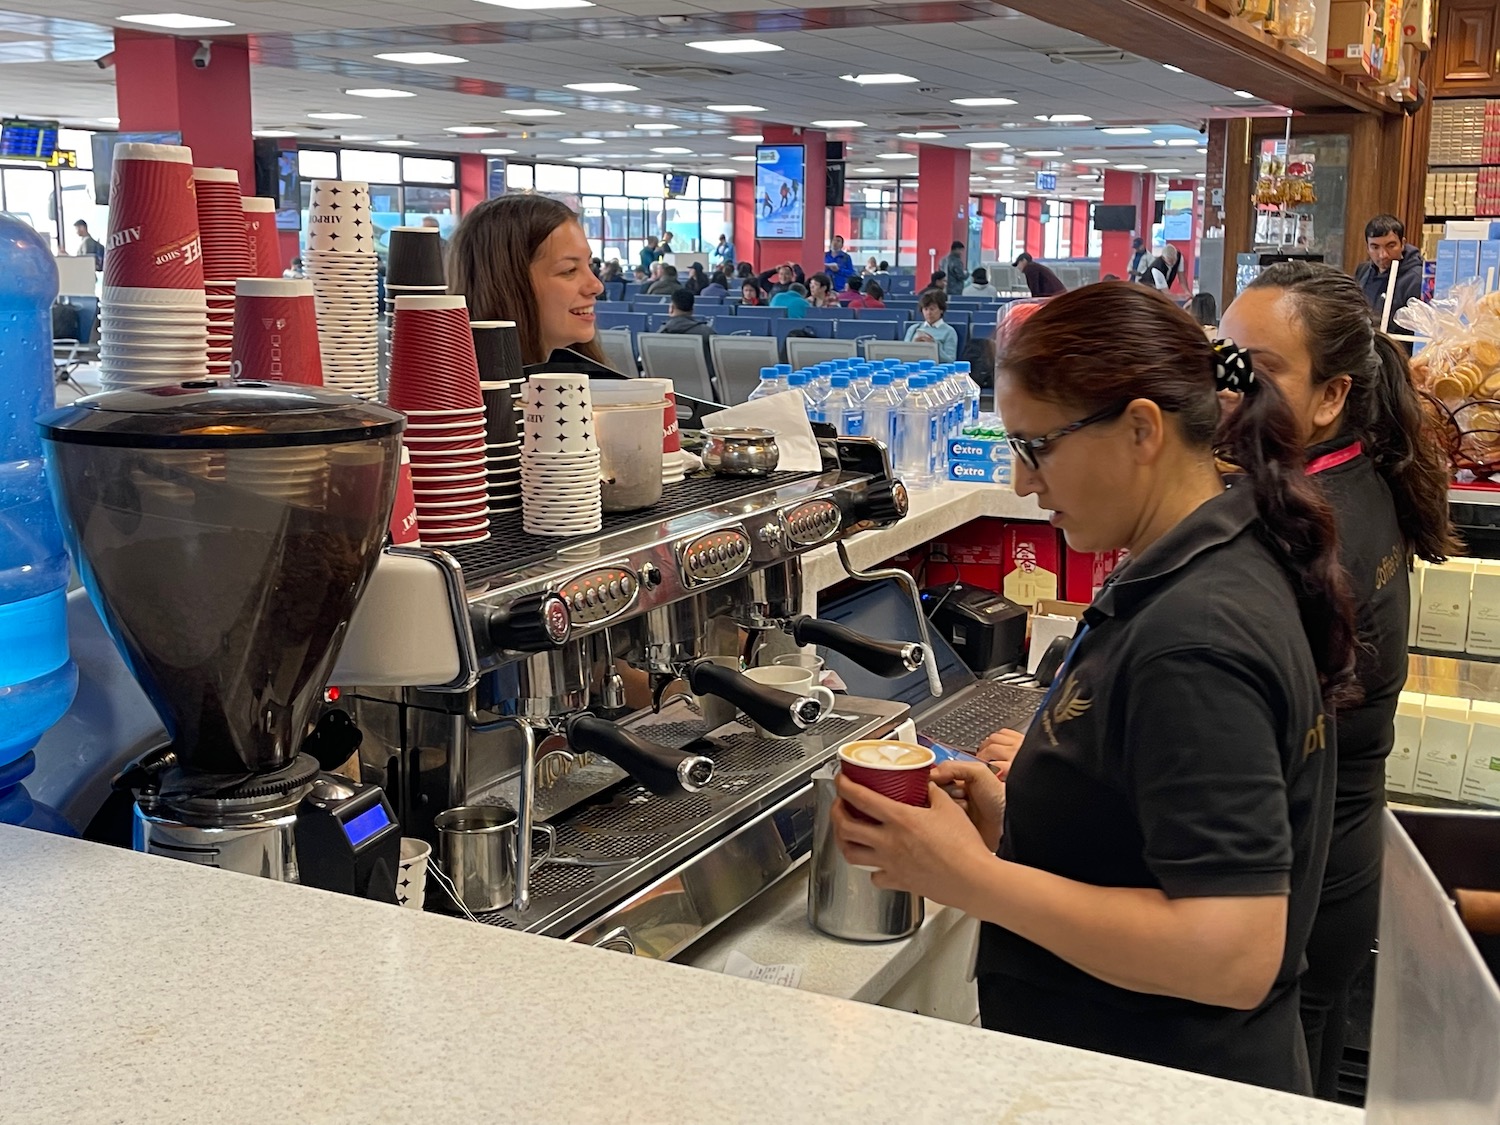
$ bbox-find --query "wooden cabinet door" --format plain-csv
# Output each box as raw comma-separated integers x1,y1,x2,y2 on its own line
1438,0,1500,92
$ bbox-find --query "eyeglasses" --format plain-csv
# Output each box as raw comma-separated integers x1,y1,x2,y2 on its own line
1007,402,1129,471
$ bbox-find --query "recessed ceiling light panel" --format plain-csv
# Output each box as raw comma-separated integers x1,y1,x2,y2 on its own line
566,82,639,92
687,39,782,53
839,73,918,85
951,97,1017,107
375,52,466,65
118,12,233,28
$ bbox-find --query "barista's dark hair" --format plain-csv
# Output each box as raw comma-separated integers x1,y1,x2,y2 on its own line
1249,260,1458,563
1003,281,1356,703
448,194,606,367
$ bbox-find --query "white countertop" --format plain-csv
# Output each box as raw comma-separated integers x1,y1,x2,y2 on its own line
679,862,967,1004
801,481,1044,606
0,825,1359,1125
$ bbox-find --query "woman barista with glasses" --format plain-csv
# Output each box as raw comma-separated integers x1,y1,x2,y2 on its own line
833,282,1355,1093
1220,262,1458,1099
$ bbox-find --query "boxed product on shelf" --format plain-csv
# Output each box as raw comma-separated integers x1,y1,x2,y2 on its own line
1001,521,1061,607
1462,701,1500,806
1388,691,1425,794
948,461,1012,484
1413,695,1471,799
1435,240,1459,298
947,436,1010,464
1402,0,1433,48
1446,220,1491,240
1458,238,1482,282
1417,558,1474,652
1063,546,1126,604
1467,561,1500,656
1327,0,1376,73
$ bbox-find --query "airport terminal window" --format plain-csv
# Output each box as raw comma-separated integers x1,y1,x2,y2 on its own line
295,148,460,257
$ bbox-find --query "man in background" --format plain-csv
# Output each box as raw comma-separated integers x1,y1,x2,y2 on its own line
941,240,967,294
646,263,683,295
74,220,103,270
1013,252,1066,297
1354,213,1424,335
639,235,663,275
824,235,855,293
1127,237,1149,283
659,289,716,377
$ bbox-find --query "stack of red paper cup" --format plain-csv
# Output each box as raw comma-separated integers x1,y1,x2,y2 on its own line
305,179,379,398
241,197,282,278
194,167,253,378
231,278,323,385
389,295,490,546
520,375,602,537
99,142,208,391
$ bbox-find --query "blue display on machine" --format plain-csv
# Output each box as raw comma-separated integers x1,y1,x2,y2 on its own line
341,801,392,847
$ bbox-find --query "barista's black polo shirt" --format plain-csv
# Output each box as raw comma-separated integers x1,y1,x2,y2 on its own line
1308,435,1408,902
976,483,1335,1094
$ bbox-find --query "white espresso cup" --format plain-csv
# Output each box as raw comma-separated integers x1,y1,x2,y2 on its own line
743,665,836,738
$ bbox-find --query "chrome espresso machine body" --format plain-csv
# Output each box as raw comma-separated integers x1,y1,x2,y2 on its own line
338,436,934,958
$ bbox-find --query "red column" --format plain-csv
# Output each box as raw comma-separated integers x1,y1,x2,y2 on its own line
458,154,485,216
1099,170,1158,280
754,126,826,275
1167,177,1201,295
980,197,998,260
1070,201,1090,266
1023,198,1044,257
114,31,253,186
731,176,755,268
915,145,968,281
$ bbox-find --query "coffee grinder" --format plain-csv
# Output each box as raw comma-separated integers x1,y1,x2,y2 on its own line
39,381,405,901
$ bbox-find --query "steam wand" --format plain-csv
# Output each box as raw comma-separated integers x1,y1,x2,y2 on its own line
835,540,943,699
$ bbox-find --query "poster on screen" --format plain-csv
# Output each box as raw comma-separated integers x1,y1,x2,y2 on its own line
756,145,805,240
1161,189,1194,242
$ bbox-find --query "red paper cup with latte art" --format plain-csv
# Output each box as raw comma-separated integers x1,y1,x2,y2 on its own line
837,740,934,820
103,143,206,294
231,279,323,385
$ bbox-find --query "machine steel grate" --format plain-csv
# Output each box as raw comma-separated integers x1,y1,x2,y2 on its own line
555,826,669,859
442,471,820,581
573,791,714,835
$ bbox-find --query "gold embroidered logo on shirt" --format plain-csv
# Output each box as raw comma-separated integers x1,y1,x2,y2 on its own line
1042,673,1092,746
1303,713,1328,759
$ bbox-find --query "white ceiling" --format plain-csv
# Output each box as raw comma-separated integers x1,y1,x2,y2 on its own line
0,0,1236,197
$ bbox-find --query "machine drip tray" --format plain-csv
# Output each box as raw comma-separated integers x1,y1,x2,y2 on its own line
463,697,907,943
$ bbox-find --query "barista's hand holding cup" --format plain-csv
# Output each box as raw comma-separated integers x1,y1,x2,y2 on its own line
837,740,935,822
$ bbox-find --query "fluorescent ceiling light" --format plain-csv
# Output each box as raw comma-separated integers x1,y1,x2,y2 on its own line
1233,89,1255,98
652,146,692,154
632,122,680,130
728,134,763,143
337,135,378,142
1197,146,1208,154
992,179,1016,184
378,139,420,147
704,167,738,174
1167,138,1199,146
99,116,121,125
951,97,1017,107
811,119,866,128
308,112,364,121
481,148,518,155
687,39,782,54
346,88,415,98
253,130,298,138
1100,126,1150,135
728,155,756,162
1115,163,1148,170
1162,63,1184,73
474,0,593,8
875,153,915,160
965,141,1010,150
375,52,466,65
898,131,946,139
1154,167,1182,173
840,73,918,85
639,162,672,169
1034,113,1092,123
1074,157,1110,164
969,174,986,180
446,125,497,134
1025,149,1064,157
118,12,233,28
566,82,639,93
503,108,564,117
853,166,885,173
1152,139,1167,146
706,104,764,112
568,156,600,163
560,137,604,144
1196,172,1206,178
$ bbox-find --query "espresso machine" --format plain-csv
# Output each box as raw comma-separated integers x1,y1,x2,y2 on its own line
38,381,405,901
336,434,938,956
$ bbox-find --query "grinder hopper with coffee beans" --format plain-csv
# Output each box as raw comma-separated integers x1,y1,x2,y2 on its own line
37,380,407,900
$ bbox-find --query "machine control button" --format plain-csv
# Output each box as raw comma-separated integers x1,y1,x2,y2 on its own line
609,579,621,598
621,575,635,596
585,587,598,607
640,563,661,588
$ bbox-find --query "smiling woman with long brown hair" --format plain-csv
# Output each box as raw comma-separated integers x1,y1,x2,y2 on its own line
834,281,1355,1094
448,194,607,367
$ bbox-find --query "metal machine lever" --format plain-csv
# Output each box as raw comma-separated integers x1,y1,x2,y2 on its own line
784,615,924,678
462,712,541,914
566,714,715,795
836,541,943,699
685,659,824,737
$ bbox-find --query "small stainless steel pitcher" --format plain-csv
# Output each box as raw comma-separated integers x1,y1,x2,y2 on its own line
807,765,923,942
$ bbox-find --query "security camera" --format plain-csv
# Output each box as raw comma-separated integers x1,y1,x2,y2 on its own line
95,51,115,70
192,40,211,69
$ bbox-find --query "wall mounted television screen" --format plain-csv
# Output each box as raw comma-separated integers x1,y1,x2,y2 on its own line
1,119,58,162
665,172,690,198
755,144,805,240
275,151,301,231
1092,204,1137,232
90,131,184,206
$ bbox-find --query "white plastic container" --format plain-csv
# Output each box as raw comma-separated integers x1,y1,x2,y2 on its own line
594,400,665,512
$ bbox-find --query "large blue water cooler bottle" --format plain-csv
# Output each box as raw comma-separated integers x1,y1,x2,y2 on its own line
0,214,77,832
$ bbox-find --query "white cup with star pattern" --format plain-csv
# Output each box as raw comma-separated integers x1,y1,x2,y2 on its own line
397,837,431,910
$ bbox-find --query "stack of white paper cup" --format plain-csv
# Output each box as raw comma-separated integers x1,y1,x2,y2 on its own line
99,142,208,390
304,179,378,397
520,374,602,537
